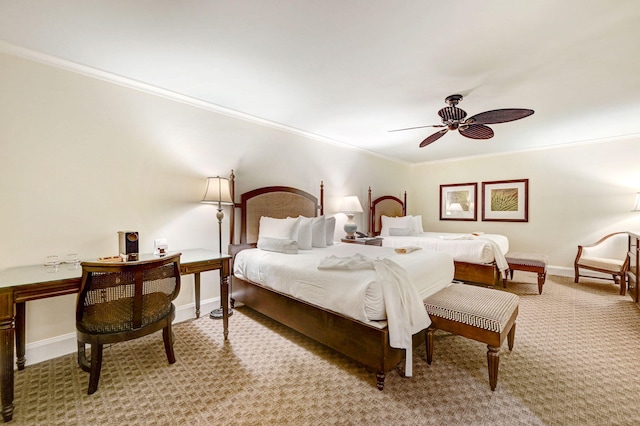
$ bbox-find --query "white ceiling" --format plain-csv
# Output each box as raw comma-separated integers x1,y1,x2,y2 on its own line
1,1,639,164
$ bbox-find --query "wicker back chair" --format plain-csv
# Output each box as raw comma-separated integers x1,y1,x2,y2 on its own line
76,253,181,394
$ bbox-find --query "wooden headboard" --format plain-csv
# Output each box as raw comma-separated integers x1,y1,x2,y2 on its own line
238,183,324,245
367,187,406,236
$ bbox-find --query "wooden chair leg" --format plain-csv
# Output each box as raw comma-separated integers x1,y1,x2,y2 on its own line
425,326,435,365
487,345,500,391
163,324,176,364
619,274,627,296
88,343,103,395
77,341,91,373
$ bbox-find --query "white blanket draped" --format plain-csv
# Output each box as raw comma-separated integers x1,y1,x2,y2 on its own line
381,232,510,276
317,254,430,376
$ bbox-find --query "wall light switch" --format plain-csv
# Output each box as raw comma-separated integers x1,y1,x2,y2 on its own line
154,238,168,255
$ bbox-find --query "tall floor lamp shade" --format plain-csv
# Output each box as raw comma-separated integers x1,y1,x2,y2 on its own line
201,176,234,319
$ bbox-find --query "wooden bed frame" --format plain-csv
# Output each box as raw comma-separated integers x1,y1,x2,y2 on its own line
229,182,420,390
367,187,500,287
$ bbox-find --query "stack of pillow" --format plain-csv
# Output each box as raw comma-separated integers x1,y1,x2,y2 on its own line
379,215,424,237
257,216,336,254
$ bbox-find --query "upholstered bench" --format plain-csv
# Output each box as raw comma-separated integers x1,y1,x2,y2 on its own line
424,284,519,391
504,252,548,294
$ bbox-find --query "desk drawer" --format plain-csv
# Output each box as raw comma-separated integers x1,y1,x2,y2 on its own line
180,259,229,275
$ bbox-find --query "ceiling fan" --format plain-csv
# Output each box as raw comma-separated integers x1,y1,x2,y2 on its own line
390,94,534,148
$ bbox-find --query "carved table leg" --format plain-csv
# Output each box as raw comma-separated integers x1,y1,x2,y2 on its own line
15,302,25,370
0,291,15,422
487,345,500,391
221,275,229,341
194,272,201,318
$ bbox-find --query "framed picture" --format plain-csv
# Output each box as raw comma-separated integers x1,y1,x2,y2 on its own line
482,179,529,222
439,182,477,221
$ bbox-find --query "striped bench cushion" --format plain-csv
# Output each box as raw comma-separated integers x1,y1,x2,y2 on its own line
424,284,519,333
505,252,548,268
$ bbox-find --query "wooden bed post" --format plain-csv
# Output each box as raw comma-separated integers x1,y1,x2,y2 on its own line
229,170,235,246
319,181,324,215
403,191,407,216
368,187,373,236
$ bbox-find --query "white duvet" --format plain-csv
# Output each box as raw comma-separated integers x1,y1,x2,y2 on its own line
380,232,509,274
233,243,454,376
233,243,454,325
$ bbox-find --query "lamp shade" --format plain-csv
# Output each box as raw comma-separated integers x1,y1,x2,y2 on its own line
339,196,364,214
201,177,233,204
633,193,640,211
448,202,464,213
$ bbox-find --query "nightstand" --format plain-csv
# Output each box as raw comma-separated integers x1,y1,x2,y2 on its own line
341,237,383,246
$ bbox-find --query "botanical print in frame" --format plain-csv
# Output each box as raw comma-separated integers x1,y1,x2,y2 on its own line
482,179,529,222
439,183,477,221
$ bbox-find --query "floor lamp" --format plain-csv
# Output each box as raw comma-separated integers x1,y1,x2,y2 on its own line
201,176,234,319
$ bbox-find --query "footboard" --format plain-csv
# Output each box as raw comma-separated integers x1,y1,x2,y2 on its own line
454,261,500,286
232,276,417,390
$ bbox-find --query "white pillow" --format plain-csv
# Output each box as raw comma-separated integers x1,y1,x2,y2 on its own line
295,216,313,250
258,216,300,240
325,216,336,245
389,227,413,236
311,216,327,248
257,237,298,254
412,215,424,234
380,215,413,237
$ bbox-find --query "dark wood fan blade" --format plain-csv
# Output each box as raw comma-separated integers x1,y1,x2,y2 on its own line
467,108,534,124
419,129,448,147
388,124,445,132
459,124,494,139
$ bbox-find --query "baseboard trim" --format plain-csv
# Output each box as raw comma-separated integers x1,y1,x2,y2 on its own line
21,297,221,368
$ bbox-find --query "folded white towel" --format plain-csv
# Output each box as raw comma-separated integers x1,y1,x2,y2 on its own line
394,246,423,254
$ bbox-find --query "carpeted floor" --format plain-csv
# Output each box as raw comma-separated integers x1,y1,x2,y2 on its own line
12,274,640,425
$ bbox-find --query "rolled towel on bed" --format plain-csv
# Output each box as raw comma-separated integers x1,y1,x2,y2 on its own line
394,246,423,254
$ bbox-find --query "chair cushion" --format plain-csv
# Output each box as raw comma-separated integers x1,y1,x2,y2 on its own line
424,284,519,333
578,256,625,272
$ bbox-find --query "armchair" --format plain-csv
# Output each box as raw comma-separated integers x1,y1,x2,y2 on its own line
76,253,181,394
574,232,629,295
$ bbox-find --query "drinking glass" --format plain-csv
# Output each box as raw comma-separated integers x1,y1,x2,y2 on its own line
45,255,60,272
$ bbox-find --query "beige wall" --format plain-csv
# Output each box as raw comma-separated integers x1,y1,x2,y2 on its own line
2,49,639,364
408,137,640,273
0,52,408,362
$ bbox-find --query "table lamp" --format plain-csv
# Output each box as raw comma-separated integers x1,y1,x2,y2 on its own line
340,195,364,239
201,176,234,319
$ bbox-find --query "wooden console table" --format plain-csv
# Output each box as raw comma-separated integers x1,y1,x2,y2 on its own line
0,249,231,422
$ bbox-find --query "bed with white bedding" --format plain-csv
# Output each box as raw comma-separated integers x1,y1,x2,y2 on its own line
234,243,454,324
229,183,455,390
368,188,509,286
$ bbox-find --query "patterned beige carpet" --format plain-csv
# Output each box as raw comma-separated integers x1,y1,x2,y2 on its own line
12,274,640,425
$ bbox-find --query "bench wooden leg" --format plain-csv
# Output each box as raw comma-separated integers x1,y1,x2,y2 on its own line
507,323,516,350
537,272,546,294
425,326,435,365
487,345,500,391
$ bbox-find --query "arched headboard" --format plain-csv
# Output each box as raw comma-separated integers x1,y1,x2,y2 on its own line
238,183,324,245
367,187,406,236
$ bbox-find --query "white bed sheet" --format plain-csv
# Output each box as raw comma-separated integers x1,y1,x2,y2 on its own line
233,243,454,325
381,232,509,272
